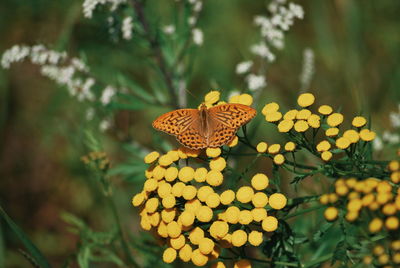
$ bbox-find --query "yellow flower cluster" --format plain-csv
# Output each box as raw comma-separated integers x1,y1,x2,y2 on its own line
132,145,287,267
261,93,376,162
255,141,296,166
389,160,400,183
363,241,400,266
81,151,110,170
320,177,400,233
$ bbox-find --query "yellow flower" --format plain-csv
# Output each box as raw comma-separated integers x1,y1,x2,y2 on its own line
328,193,339,203
327,113,344,127
325,127,339,137
234,259,252,268
210,157,227,171
197,186,214,202
225,206,240,224
262,102,279,116
251,173,269,190
268,144,281,154
347,199,362,211
157,221,168,237
163,247,177,263
316,140,331,152
262,216,278,232
324,207,338,221
248,231,263,246
153,165,166,180
352,116,367,127
161,208,176,223
165,167,179,182
382,203,396,215
145,197,159,213
231,230,247,247
318,105,333,115
236,186,255,203
252,192,269,207
206,170,224,186
273,154,285,165
170,234,186,250
194,167,208,183
307,114,321,128
294,120,309,132
178,166,195,182
204,90,220,106
159,154,173,166
182,185,197,200
345,211,358,222
167,150,179,162
335,184,348,196
189,227,204,245
238,94,253,106
391,240,400,251
199,237,214,255
284,109,298,120
373,245,385,255
277,119,294,132
297,93,315,107
211,262,226,268
206,147,221,158
162,194,176,208
171,182,185,197
269,193,287,209
251,208,267,222
321,151,332,161
132,192,146,207
144,151,160,163
336,137,351,149
220,190,235,205
239,210,253,225
180,210,195,226
228,136,239,147
195,206,213,222
284,141,296,152
167,221,182,238
191,249,208,266
296,109,312,120
369,218,383,233
256,142,268,153
359,129,376,141
144,178,158,192
265,111,283,122
385,216,399,230
319,194,329,205
209,221,229,238
179,244,192,262
205,193,221,208
343,129,359,143
389,160,400,171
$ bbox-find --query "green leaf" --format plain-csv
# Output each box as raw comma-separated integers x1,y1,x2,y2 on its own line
0,205,51,268
117,74,155,103
83,130,102,152
331,240,348,266
107,163,147,177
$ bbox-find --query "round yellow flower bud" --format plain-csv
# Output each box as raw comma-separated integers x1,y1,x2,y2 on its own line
269,193,287,210
170,234,185,250
163,247,177,263
167,221,182,238
262,102,279,115
273,154,285,165
206,193,221,208
359,129,376,141
194,167,208,183
391,240,400,251
361,193,374,207
325,127,339,137
149,212,160,226
144,179,158,192
167,150,179,162
228,136,239,147
318,105,333,115
345,211,358,222
284,109,298,120
321,151,333,161
197,186,214,202
327,113,344,127
316,140,331,152
343,130,359,143
248,231,263,246
238,94,253,106
204,91,220,105
220,190,235,205
296,109,312,120
319,194,329,205
191,249,208,266
159,154,173,166
378,254,389,265
153,165,166,180
347,199,362,211
391,171,400,183
206,147,221,158
352,116,367,127
284,141,296,152
252,192,269,208
389,160,400,171
369,218,383,233
225,206,240,224
145,197,159,213
179,244,193,262
162,194,176,209
385,216,399,230
165,167,179,182
210,157,227,171
158,183,172,198
178,166,195,182
256,142,268,153
336,137,351,149
189,227,204,245
196,206,213,222
171,182,185,197
209,221,229,238
199,238,214,255
236,186,255,203
157,221,168,237
335,185,348,196
363,256,373,265
161,208,176,223
297,93,315,107
393,253,400,264
239,210,253,225
251,173,269,190
234,259,252,268
294,120,309,132
211,261,226,268
382,203,397,215
182,185,197,200
144,151,160,164
251,208,267,222
180,210,195,226
268,144,281,154
324,207,338,221
132,192,146,207
373,245,385,255
328,193,339,203
231,230,247,247
265,111,283,122
308,114,321,128
277,119,294,132
262,216,278,232
206,170,223,186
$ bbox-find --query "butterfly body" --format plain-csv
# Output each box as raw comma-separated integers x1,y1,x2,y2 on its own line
152,103,256,149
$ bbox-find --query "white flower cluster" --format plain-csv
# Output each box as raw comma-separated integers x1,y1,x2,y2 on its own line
299,48,315,91
83,0,126,19
235,0,304,92
373,104,400,151
188,0,203,46
122,16,133,40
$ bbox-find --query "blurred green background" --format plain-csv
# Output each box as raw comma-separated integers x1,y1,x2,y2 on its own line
1,0,400,267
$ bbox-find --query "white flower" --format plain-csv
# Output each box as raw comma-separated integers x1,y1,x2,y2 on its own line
122,16,133,40
390,106,400,128
299,48,314,91
246,74,267,91
82,0,126,19
1,45,30,68
99,119,111,131
236,61,253,74
85,108,95,120
188,16,197,26
372,136,383,151
163,25,176,35
192,28,203,46
193,1,203,12
101,86,116,105
383,131,400,144
250,42,275,62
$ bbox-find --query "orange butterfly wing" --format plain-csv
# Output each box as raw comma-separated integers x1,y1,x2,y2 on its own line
177,125,208,149
152,109,199,135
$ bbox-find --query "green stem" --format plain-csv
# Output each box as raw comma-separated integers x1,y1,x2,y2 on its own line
284,204,325,220
304,253,333,268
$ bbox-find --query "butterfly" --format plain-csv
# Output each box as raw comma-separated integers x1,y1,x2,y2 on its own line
152,103,257,149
